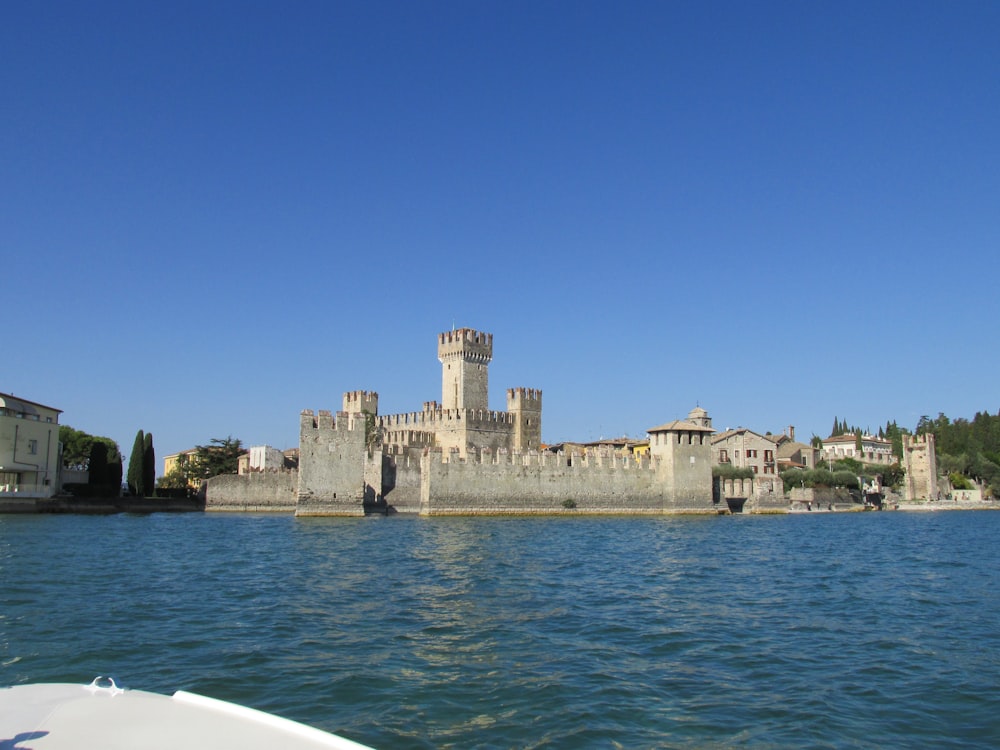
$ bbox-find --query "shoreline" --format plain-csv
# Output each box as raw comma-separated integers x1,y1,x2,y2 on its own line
2,496,998,516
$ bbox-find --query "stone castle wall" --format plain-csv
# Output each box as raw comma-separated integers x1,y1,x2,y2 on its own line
205,471,297,512
380,452,423,512
418,449,690,515
297,410,367,516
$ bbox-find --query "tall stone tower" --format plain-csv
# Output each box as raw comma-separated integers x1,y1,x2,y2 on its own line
507,387,543,451
902,433,938,500
647,410,715,511
438,328,492,411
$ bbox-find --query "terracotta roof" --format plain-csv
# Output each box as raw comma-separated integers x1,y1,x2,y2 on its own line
709,428,778,445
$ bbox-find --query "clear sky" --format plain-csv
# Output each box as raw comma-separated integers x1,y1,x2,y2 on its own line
3,1,998,471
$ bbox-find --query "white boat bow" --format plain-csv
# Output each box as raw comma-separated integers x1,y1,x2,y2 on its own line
0,677,374,749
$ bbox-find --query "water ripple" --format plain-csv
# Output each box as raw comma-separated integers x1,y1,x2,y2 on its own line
3,512,1000,747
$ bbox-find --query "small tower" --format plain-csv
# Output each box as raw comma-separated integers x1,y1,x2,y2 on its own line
507,387,543,451
343,391,379,416
687,406,712,430
438,328,492,411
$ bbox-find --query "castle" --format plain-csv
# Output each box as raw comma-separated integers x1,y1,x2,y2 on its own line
293,327,716,516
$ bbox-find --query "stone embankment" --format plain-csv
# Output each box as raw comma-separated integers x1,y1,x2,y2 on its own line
892,498,1000,512
0,496,204,513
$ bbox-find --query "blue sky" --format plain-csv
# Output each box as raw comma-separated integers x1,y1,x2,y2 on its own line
3,1,998,469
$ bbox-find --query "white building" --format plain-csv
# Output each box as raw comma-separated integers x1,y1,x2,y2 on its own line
820,434,895,465
238,445,288,474
0,392,62,497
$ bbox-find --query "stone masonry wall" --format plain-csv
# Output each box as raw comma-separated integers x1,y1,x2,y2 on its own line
420,450,674,515
297,410,367,516
380,453,423,513
205,472,297,512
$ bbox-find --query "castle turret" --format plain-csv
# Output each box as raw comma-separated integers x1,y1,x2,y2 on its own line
507,387,542,451
343,390,379,416
297,408,367,516
687,406,712,429
647,410,715,511
902,433,938,501
438,328,492,411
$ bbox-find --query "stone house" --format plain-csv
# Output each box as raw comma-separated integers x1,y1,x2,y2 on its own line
711,427,782,497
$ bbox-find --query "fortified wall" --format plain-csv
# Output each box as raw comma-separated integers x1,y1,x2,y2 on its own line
205,471,297,512
297,409,367,516
419,449,667,515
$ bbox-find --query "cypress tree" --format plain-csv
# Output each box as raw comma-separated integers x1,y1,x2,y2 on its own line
109,456,123,496
143,432,155,498
127,430,145,497
88,442,109,487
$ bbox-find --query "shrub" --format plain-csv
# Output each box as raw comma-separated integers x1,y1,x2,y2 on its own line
806,468,835,488
712,465,755,480
833,471,860,489
950,472,973,490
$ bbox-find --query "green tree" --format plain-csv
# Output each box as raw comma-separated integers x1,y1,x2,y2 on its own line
883,421,906,459
108,454,123,495
712,465,755,480
833,470,859,489
363,411,381,452
88,442,109,486
59,426,120,469
188,437,244,480
127,429,145,497
878,463,905,488
143,432,155,496
806,468,835,488
782,467,806,492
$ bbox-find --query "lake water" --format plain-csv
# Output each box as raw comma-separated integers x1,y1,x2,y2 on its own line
2,511,1000,748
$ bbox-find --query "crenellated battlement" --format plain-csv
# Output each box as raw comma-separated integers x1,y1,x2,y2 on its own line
379,407,515,430
903,433,935,448
507,387,542,408
343,390,379,415
425,446,658,471
437,327,493,364
299,409,362,433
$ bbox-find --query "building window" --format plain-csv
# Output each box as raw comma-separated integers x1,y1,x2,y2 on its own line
764,450,773,461
746,449,757,458
28,439,38,455
719,449,729,462
751,465,758,473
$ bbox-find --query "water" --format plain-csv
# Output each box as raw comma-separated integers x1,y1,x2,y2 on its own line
3,511,1000,748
